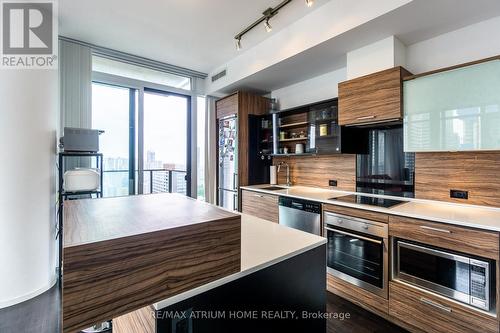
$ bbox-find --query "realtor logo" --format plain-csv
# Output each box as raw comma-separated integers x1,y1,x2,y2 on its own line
1,0,57,68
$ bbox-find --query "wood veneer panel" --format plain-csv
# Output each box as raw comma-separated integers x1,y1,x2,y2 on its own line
327,273,388,317
241,190,279,223
404,55,500,81
415,151,500,207
237,92,269,187
273,155,356,191
113,306,155,333
338,67,411,125
389,281,498,333
389,215,499,260
63,194,241,333
216,93,238,119
280,112,307,126
323,203,389,223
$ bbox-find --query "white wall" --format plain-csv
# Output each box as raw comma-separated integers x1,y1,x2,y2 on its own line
271,67,346,110
0,69,58,307
406,15,500,74
347,36,406,79
271,36,405,109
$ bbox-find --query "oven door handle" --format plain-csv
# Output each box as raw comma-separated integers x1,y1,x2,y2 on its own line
325,226,382,244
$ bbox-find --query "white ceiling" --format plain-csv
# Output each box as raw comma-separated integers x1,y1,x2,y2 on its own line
216,0,500,94
59,0,331,74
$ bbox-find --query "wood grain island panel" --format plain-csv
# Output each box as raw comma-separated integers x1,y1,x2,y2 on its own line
63,194,241,333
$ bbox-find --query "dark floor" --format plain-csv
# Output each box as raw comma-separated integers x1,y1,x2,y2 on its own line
0,284,407,333
0,283,61,333
326,292,408,333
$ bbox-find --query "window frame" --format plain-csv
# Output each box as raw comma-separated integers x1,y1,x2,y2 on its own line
92,68,200,198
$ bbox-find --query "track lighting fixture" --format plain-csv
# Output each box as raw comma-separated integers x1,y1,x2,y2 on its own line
264,19,272,33
305,0,314,7
233,0,292,51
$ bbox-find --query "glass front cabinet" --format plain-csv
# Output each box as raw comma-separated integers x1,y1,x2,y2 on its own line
270,99,367,156
403,58,500,152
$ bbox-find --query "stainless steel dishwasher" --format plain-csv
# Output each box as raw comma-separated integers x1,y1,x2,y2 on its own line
278,196,321,235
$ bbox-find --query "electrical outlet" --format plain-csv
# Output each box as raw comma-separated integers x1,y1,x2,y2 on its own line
329,180,337,187
450,189,468,200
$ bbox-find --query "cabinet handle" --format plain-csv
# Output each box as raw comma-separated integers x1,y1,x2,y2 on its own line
420,297,452,313
253,194,264,198
420,225,452,234
357,115,376,120
324,227,382,244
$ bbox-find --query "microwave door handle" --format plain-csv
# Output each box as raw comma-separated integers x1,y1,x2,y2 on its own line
398,241,471,264
324,227,382,244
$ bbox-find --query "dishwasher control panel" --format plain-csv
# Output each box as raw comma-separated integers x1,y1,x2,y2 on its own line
278,196,321,214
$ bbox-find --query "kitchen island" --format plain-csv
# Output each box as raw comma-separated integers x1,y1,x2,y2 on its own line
63,193,326,333
63,193,242,332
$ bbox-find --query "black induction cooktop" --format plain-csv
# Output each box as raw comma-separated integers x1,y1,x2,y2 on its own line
330,194,404,208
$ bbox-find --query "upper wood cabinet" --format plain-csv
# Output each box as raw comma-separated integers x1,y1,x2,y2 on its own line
216,93,238,119
216,92,270,188
338,67,411,126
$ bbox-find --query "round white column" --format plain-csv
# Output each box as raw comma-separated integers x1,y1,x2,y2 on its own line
0,68,58,308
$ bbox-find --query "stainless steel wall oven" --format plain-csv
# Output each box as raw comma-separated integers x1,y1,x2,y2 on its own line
324,211,388,298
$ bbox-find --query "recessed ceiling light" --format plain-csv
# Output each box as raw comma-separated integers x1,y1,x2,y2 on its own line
305,0,314,7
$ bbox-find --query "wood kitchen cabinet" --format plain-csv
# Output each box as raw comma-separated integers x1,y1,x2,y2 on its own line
389,215,499,260
216,93,238,119
338,66,412,126
216,91,270,190
241,189,279,223
390,281,498,333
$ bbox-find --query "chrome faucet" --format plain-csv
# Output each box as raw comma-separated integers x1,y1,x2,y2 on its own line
277,161,291,187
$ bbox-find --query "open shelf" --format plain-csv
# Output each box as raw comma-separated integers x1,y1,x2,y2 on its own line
270,153,315,157
279,137,307,142
315,134,340,139
279,121,308,129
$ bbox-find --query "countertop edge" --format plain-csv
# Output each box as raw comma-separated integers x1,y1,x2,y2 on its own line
153,237,326,310
64,214,241,249
240,186,500,232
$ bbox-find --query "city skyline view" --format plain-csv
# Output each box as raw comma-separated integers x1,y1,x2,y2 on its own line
91,83,205,198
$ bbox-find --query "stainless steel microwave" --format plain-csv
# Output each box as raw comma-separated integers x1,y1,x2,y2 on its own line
392,239,495,313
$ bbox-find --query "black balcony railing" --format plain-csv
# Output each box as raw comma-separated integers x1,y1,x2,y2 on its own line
102,169,187,196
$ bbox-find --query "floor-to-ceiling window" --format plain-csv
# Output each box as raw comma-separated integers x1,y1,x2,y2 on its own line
91,55,197,198
91,83,136,197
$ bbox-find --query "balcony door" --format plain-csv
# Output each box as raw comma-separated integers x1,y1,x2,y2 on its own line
92,83,191,197
140,89,191,195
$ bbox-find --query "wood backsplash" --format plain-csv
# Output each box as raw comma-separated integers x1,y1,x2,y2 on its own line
415,152,500,207
273,151,500,208
273,155,356,191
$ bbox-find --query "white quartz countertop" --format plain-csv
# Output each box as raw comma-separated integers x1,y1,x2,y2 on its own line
241,184,500,232
154,213,326,310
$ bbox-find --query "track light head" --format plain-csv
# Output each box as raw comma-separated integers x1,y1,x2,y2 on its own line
264,19,272,33
305,0,314,7
235,37,242,51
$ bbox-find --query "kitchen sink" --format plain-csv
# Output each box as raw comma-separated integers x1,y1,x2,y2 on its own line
260,186,288,191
